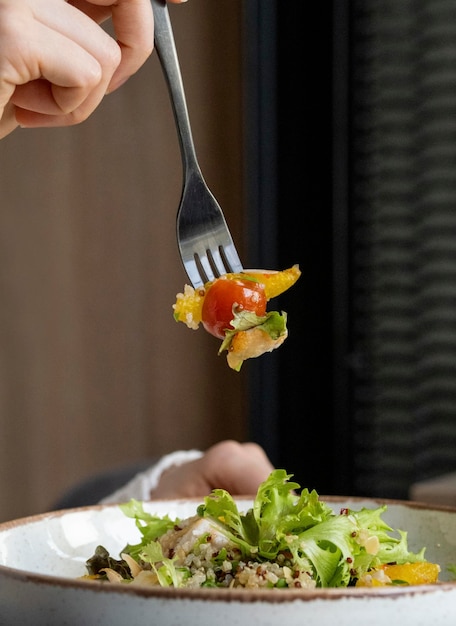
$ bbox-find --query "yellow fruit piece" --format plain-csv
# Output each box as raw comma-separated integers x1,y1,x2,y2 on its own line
356,562,440,587
172,284,205,329
382,562,440,585
232,264,301,300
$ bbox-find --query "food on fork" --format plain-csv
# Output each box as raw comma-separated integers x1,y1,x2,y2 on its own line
173,265,301,370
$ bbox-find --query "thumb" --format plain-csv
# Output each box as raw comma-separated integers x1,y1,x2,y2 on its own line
0,102,19,139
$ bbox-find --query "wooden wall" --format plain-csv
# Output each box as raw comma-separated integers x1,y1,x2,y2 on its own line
0,0,246,522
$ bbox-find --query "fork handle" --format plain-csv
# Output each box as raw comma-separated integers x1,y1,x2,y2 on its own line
151,0,201,176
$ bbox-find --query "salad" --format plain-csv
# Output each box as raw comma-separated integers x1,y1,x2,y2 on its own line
84,470,440,589
172,265,301,370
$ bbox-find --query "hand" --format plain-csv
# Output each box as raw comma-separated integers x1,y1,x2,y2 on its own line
150,440,275,499
0,0,186,138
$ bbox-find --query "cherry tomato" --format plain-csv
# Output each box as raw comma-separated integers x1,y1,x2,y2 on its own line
201,277,267,339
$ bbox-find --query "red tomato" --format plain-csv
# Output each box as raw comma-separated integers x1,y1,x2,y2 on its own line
201,277,267,339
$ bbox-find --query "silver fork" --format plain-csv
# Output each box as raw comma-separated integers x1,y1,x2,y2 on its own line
151,0,243,289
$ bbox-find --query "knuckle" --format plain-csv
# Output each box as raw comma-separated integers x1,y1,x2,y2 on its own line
79,64,103,92
207,440,243,463
101,39,122,74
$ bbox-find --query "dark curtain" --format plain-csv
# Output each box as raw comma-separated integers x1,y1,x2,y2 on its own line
351,0,456,498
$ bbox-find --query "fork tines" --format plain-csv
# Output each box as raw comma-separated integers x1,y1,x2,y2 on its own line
178,225,243,289
195,244,243,287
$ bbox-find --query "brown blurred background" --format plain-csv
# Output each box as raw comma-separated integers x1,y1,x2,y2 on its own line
3,0,455,522
0,0,246,522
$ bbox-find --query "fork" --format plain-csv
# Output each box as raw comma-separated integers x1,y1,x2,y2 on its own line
151,0,244,289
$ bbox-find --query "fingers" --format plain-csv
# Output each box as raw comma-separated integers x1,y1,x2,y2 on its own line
0,1,121,130
103,0,155,93
69,0,154,93
0,0,190,137
151,441,275,499
11,23,117,123
69,0,190,94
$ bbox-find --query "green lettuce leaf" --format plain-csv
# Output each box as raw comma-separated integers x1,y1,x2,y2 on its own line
197,470,333,562
196,470,428,587
119,499,177,560
140,541,181,587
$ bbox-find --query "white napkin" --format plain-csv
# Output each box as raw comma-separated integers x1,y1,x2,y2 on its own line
99,449,203,504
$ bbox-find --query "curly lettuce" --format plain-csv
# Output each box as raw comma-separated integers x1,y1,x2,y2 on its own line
87,470,429,588
196,469,426,587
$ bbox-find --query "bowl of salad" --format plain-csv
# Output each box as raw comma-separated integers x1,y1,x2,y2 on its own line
0,469,456,625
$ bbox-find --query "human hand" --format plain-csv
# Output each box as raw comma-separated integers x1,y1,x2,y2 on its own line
0,0,186,138
150,440,275,499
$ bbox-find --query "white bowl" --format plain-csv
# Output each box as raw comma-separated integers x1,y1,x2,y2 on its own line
1,496,456,625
